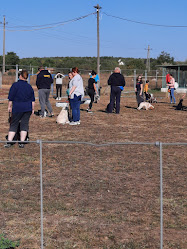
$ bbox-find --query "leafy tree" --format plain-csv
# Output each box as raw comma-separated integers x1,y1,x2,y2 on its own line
156,51,174,65
5,52,20,66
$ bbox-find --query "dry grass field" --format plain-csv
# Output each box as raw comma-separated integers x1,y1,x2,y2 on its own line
0,86,186,249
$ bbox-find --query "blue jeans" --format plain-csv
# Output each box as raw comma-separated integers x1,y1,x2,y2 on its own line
170,88,176,103
70,94,81,122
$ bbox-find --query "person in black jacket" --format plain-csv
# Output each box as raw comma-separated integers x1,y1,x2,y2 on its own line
107,67,125,114
87,73,98,113
36,66,54,118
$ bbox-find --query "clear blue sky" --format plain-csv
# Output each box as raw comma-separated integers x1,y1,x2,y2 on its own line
1,0,187,61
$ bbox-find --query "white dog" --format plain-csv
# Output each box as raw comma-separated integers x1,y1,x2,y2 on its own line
137,102,154,110
56,107,69,124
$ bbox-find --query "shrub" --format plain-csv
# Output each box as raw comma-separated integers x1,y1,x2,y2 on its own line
0,234,20,249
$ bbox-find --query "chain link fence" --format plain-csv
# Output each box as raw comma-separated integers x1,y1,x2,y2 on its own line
0,64,163,91
0,140,186,249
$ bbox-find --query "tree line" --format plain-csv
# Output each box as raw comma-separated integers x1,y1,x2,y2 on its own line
0,51,178,72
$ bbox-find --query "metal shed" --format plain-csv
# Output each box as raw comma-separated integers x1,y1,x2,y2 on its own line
158,65,187,92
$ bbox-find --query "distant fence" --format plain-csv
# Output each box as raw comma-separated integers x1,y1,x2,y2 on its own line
0,140,186,249
0,64,163,90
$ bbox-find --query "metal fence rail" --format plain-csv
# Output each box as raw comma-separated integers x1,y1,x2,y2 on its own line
1,140,187,249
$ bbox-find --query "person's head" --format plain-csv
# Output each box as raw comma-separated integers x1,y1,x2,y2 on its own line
38,66,44,72
91,70,97,77
146,80,149,84
20,69,28,80
170,74,173,78
72,67,79,76
114,67,121,73
68,71,73,80
137,75,142,81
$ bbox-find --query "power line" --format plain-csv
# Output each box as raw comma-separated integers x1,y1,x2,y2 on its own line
103,12,187,28
0,12,96,32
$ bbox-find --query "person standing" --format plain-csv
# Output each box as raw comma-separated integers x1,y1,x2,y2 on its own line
144,80,149,101
4,70,35,148
167,74,176,104
135,75,144,107
87,74,98,113
69,67,84,125
107,67,125,114
67,71,74,121
166,72,170,98
55,72,65,100
36,66,54,118
90,70,100,102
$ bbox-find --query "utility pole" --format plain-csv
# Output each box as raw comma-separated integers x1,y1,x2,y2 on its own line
0,16,8,74
145,45,152,72
94,4,101,91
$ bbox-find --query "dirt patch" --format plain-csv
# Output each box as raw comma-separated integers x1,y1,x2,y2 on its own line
0,88,186,248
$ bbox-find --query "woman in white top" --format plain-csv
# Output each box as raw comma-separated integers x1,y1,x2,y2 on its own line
69,67,84,125
55,72,65,100
167,74,176,104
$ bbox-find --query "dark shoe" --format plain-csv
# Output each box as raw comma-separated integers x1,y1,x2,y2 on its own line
48,114,54,118
19,143,25,148
4,142,13,148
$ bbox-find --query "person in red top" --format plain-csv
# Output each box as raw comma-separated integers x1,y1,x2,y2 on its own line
166,73,170,98
167,74,176,104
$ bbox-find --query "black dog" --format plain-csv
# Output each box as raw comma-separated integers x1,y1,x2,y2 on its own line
176,99,183,110
106,102,116,113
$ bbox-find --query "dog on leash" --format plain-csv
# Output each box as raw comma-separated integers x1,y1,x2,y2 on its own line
137,102,154,110
56,107,69,124
149,93,157,103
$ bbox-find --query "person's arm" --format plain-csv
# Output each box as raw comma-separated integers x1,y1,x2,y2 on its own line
121,75,126,87
36,75,40,89
32,102,35,114
8,101,12,113
108,75,112,85
93,83,97,93
171,78,175,87
167,79,174,87
69,85,76,95
140,83,143,95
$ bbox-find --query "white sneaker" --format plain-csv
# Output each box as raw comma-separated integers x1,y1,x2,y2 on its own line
59,97,61,100
56,97,59,100
69,121,78,125
77,121,80,125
